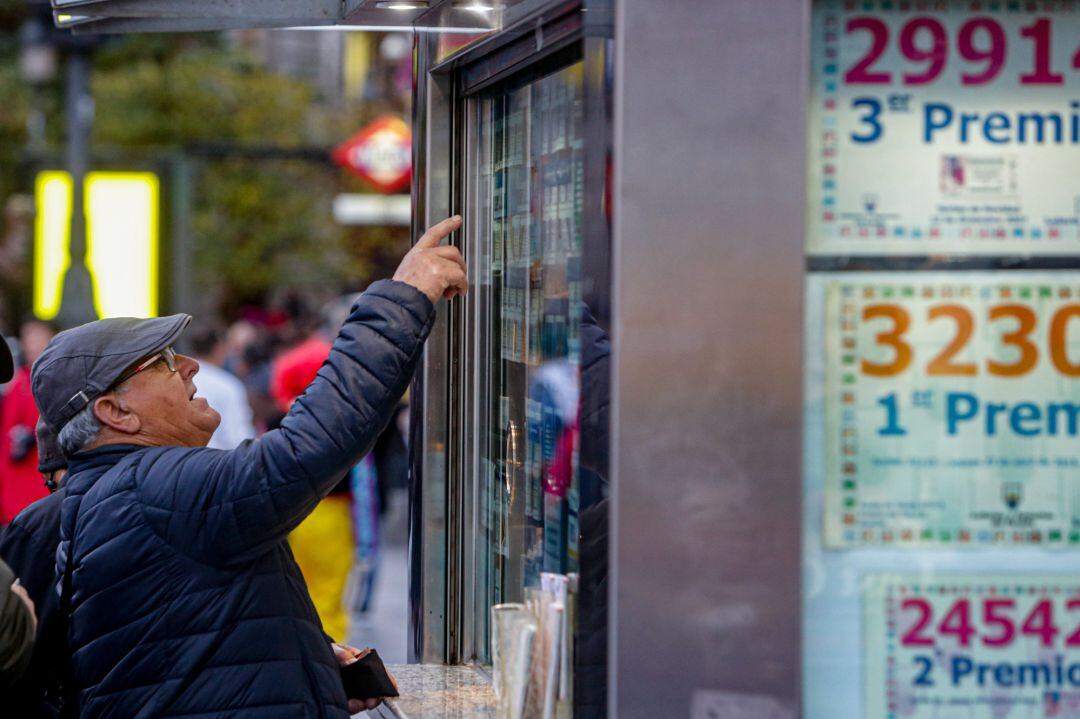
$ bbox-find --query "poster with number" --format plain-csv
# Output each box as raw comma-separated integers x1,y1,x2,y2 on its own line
808,0,1080,256
866,574,1080,718
824,274,1080,548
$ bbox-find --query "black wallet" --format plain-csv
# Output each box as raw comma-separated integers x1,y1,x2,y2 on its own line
340,648,400,700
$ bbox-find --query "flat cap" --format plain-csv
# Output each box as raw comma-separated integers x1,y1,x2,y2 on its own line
32,314,191,433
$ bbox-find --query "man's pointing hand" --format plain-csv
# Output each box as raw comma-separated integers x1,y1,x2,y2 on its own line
392,216,468,304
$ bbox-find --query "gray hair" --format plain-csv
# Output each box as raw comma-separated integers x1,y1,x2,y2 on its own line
57,403,103,456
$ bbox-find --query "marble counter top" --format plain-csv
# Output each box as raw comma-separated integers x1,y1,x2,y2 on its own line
370,664,497,719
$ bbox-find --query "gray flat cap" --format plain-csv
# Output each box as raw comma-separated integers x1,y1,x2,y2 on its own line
31,314,191,433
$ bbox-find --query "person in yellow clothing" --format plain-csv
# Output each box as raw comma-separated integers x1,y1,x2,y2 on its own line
270,331,354,641
289,496,354,641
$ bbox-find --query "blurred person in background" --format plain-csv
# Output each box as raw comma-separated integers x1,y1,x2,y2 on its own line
1,556,35,690
270,308,354,642
1,319,56,526
347,453,380,618
188,322,256,449
318,295,399,621
373,402,410,501
0,196,34,331
0,335,36,691
223,320,257,377
344,402,408,622
0,418,70,717
31,216,465,717
236,327,286,434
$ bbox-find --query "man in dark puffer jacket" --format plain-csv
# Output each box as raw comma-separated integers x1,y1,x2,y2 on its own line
30,217,465,718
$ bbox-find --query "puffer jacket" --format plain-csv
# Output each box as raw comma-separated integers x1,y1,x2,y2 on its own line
56,280,434,718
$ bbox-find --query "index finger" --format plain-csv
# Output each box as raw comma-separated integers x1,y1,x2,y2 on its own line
415,215,462,249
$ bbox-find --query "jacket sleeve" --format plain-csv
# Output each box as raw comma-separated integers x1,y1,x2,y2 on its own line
0,558,35,689
136,280,435,566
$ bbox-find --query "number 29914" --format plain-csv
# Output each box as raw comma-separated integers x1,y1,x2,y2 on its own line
844,15,1080,87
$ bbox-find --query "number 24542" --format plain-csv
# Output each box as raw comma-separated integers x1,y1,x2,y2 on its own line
902,596,1080,648
860,303,1080,378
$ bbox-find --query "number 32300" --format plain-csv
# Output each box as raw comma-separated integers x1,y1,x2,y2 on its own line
858,303,1080,378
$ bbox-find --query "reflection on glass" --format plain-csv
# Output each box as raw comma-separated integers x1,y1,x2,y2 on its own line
468,61,586,664
430,0,558,62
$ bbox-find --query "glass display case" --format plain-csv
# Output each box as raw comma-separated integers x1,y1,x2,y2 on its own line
464,58,585,650
410,2,611,716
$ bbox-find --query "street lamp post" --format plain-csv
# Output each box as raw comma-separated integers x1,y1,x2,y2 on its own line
56,45,97,328
17,16,56,151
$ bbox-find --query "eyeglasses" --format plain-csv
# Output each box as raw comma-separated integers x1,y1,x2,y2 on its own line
113,346,177,388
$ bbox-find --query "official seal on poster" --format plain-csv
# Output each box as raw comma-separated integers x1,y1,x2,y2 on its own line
824,274,1080,548
865,574,1080,719
808,0,1080,256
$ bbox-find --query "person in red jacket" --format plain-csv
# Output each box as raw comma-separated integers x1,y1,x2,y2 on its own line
0,320,55,526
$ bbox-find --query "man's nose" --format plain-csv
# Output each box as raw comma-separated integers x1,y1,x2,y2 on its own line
177,354,200,380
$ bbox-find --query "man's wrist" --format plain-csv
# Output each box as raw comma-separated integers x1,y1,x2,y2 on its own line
366,279,437,322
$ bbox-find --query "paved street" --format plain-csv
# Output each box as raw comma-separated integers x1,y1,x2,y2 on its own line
350,489,410,717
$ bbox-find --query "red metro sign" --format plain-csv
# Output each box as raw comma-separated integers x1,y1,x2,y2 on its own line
332,115,412,193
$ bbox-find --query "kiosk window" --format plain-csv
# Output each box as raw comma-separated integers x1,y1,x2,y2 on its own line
465,60,586,660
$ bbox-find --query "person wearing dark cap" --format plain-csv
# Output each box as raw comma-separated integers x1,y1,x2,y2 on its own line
31,217,465,718
0,334,37,692
0,417,71,717
37,417,67,492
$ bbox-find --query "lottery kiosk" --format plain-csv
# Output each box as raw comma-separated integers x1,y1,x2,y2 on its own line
392,1,1080,714
804,1,1080,717
48,0,1080,716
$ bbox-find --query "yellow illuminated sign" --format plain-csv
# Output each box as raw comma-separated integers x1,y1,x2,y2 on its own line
85,172,159,319
33,172,72,321
34,171,159,320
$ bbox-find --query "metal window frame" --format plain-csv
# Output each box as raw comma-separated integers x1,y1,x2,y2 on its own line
409,0,591,666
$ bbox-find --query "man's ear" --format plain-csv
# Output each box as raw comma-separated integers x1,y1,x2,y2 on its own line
92,393,141,435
